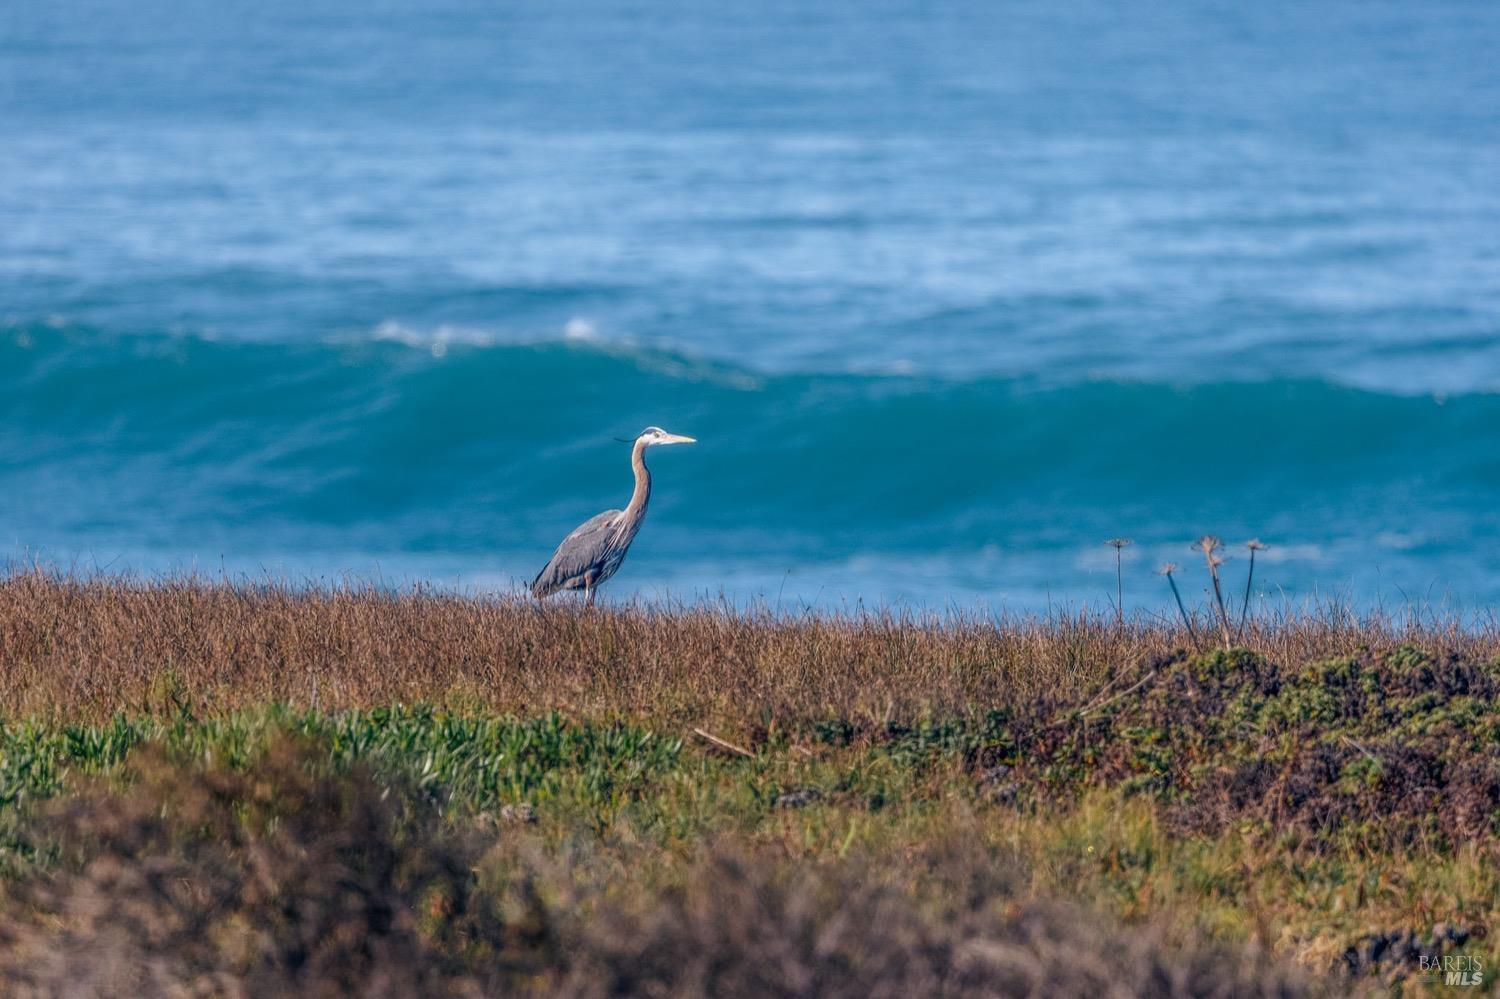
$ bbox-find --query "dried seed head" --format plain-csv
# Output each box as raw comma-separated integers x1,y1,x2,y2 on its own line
1209,556,1226,569
1245,539,1266,551
1194,536,1222,555
1159,563,1178,576
1105,538,1132,550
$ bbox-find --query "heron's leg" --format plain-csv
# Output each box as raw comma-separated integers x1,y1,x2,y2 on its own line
586,583,596,608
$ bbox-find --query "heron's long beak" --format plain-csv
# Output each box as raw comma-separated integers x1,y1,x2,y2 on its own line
661,433,696,445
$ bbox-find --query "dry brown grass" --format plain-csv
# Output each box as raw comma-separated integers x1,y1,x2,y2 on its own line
1,570,1494,732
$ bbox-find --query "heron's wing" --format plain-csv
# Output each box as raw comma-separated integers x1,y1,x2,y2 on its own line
530,510,622,597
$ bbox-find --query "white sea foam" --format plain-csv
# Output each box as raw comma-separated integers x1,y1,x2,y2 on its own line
368,318,613,356
563,316,598,340
370,320,501,355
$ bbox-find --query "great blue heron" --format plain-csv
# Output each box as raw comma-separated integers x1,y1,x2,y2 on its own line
530,426,696,604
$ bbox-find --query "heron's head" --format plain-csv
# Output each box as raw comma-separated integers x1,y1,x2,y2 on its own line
636,426,696,447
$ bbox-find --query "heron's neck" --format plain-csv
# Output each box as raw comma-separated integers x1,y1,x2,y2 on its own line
624,440,652,519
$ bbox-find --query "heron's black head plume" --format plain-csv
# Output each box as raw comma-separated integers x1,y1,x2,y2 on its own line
617,426,662,443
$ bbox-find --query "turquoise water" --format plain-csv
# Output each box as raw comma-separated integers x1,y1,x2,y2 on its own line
3,1,1499,609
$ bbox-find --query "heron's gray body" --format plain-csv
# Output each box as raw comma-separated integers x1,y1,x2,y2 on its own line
529,506,644,599
530,427,691,603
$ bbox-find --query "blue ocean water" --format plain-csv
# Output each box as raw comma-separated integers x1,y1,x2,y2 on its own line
2,0,1499,610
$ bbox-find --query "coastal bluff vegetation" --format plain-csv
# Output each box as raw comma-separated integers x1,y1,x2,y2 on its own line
0,571,1496,996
